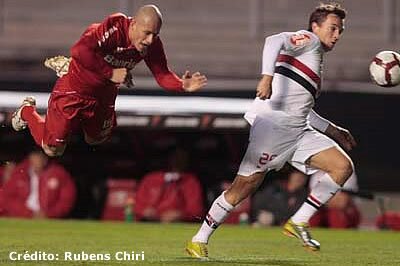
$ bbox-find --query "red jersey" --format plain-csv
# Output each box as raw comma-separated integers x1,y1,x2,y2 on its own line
65,13,184,98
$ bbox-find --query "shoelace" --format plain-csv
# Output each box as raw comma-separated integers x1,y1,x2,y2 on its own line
297,225,312,242
199,244,208,256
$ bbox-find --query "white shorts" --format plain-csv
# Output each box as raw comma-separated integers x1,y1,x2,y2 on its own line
238,115,339,176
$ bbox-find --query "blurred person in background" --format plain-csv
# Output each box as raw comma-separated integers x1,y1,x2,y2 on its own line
2,150,76,218
309,171,360,228
251,168,308,227
186,3,356,259
135,147,204,223
0,161,16,185
11,4,207,157
0,161,16,216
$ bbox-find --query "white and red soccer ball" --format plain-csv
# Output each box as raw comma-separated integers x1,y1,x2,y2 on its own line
369,51,400,87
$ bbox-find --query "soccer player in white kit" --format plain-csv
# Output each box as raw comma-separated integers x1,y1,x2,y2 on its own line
186,3,356,259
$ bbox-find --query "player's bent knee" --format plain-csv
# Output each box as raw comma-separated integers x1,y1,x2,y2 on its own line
42,144,66,157
337,157,353,177
332,157,353,183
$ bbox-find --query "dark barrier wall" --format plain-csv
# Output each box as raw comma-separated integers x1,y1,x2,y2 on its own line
0,84,398,192
314,92,398,192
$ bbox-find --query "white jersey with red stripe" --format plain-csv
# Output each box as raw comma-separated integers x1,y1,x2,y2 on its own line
245,30,324,128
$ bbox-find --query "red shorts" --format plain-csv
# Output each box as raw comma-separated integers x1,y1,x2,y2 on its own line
44,79,117,147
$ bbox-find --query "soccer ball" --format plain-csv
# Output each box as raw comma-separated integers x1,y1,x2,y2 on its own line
369,51,400,87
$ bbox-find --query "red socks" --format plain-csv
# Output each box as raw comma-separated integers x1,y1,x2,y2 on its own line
21,106,45,146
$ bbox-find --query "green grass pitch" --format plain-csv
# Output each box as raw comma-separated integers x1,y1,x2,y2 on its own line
0,218,398,266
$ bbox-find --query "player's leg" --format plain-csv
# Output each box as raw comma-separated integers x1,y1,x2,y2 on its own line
40,92,81,157
290,146,353,224
11,77,79,157
12,96,42,137
186,171,266,260
12,96,67,157
192,172,265,242
284,131,353,250
187,116,293,259
308,146,353,185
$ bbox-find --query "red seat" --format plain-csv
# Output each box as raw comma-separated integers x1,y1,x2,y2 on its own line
0,188,4,216
376,211,400,231
101,179,137,221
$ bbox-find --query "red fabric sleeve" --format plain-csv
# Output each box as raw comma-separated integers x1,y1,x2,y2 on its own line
180,174,204,221
41,165,76,218
144,38,184,92
70,14,127,79
134,172,164,220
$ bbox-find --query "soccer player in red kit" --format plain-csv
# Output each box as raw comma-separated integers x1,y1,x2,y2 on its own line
11,5,207,157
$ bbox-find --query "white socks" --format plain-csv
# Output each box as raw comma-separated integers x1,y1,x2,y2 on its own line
291,171,341,224
192,191,234,243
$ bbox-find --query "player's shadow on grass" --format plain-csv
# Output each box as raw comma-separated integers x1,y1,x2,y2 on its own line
171,257,307,266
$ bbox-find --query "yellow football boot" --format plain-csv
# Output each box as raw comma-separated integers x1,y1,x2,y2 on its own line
283,219,320,251
185,241,208,260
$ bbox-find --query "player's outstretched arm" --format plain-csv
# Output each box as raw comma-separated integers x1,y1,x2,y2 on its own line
182,71,207,92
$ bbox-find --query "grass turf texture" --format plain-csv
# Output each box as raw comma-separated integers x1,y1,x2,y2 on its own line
0,218,398,266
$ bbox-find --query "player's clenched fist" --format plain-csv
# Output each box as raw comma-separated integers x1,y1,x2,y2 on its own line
110,68,128,83
256,74,273,100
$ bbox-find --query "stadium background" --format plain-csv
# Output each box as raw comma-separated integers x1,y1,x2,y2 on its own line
0,0,399,220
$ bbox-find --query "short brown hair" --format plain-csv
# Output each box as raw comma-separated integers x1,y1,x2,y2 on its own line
308,2,347,31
